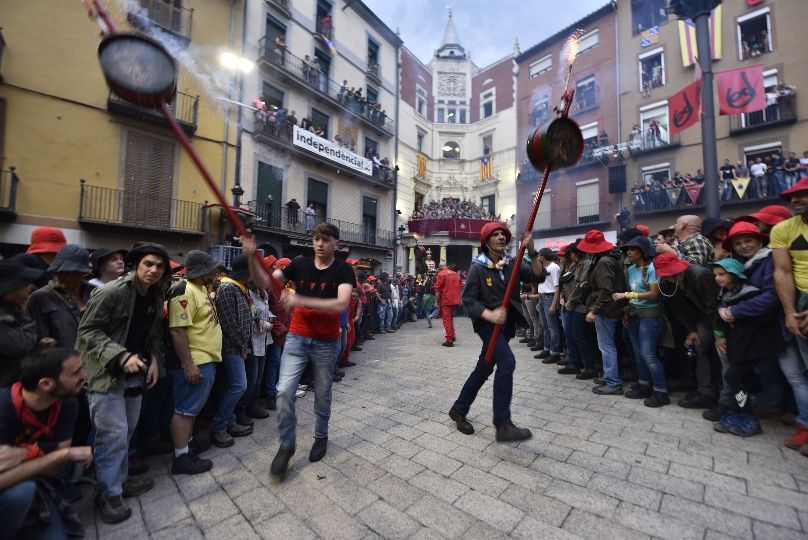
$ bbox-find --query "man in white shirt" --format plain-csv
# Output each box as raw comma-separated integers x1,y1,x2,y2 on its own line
534,248,563,364
750,157,768,199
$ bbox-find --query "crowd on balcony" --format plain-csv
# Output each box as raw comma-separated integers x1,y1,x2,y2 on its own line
337,82,388,127
410,199,498,221
632,149,808,211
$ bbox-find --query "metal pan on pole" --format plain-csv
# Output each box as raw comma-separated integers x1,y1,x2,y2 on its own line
98,33,177,109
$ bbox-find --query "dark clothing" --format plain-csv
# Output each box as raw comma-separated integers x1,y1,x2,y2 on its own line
0,388,79,453
585,255,626,319
376,282,392,301
719,164,735,180
125,289,157,358
214,282,252,355
659,265,718,332
719,283,779,363
0,303,39,388
10,253,51,289
731,249,780,321
27,281,94,349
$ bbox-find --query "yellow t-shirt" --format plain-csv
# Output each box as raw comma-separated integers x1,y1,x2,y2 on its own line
168,280,223,365
770,215,808,293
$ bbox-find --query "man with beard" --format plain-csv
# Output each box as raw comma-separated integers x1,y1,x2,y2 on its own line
448,222,544,442
165,251,222,475
0,348,92,538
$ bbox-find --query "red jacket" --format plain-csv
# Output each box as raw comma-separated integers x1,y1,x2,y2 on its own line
435,268,462,306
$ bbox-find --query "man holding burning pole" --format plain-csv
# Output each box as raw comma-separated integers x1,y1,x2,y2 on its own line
448,222,546,442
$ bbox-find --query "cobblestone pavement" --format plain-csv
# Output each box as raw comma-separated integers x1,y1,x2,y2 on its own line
75,318,808,539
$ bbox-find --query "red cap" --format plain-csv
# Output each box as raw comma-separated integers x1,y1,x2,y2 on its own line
345,257,359,265
722,221,768,252
636,224,650,237
781,177,808,200
26,227,67,254
654,252,690,277
275,257,292,269
262,255,277,268
576,230,614,254
736,205,791,226
480,221,512,250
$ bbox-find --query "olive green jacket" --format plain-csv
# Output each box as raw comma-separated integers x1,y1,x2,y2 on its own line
75,272,165,393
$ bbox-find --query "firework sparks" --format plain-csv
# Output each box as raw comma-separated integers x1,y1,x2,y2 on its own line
561,29,584,92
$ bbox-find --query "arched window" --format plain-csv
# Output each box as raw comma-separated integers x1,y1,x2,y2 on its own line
442,141,460,159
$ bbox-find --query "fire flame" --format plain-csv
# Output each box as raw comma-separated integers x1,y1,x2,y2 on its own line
563,29,584,71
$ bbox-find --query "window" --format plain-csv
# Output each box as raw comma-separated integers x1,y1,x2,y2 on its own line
459,109,466,124
366,85,379,105
744,142,782,167
257,162,283,227
631,0,668,35
575,76,597,111
481,90,495,119
738,7,772,60
447,107,457,123
482,134,493,155
642,164,670,187
262,82,284,109
640,101,670,148
367,38,380,75
442,141,460,159
362,196,377,244
580,122,598,161
310,108,329,139
141,0,190,37
532,97,550,127
416,86,427,116
535,190,551,229
316,0,332,36
417,130,425,153
122,130,175,228
741,69,783,128
307,178,328,221
364,136,378,159
579,29,599,52
265,15,286,50
313,49,331,93
639,48,665,94
437,108,445,123
529,54,552,78
480,195,495,216
576,179,600,224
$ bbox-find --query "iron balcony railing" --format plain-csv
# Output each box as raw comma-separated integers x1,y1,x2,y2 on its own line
79,182,205,233
257,37,394,135
573,86,600,114
253,205,395,249
210,244,264,269
0,166,19,213
729,93,798,134
108,90,199,134
265,0,291,17
134,0,193,39
252,117,396,189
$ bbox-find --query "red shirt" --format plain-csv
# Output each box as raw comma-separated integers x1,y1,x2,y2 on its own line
435,268,462,306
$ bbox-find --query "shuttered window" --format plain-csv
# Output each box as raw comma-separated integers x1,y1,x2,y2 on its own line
535,191,551,230
363,196,377,244
529,55,552,78
576,180,600,224
123,131,175,228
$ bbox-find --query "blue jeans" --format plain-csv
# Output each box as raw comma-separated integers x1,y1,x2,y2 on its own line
452,326,516,426
560,309,578,366
594,315,621,387
0,480,67,540
627,315,667,392
773,170,787,196
213,352,248,432
87,380,142,499
779,336,808,429
237,353,264,415
276,333,340,449
337,326,348,368
378,301,393,331
538,295,561,353
263,343,282,398
568,311,595,368
170,362,216,416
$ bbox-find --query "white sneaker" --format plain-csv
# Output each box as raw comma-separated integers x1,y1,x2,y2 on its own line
295,389,306,398
298,384,308,391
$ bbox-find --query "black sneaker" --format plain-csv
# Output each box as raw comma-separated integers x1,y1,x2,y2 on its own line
442,341,454,347
624,384,652,399
529,344,543,351
247,403,271,419
334,369,345,377
593,377,605,385
519,337,531,343
702,404,729,421
541,355,557,364
495,421,532,442
343,361,357,367
211,430,234,448
265,395,277,411
122,477,154,498
576,368,596,380
592,384,623,396
171,453,213,475
127,455,149,476
97,495,132,524
535,350,550,359
558,365,581,375
270,446,295,481
644,391,671,408
553,354,565,366
351,345,362,351
449,407,474,435
228,423,254,437
678,392,716,410
333,373,343,382
309,437,328,462
189,437,212,456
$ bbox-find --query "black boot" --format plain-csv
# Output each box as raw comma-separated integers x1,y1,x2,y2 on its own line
309,437,328,462
624,384,652,399
644,390,671,408
270,446,295,481
449,408,474,435
495,421,532,442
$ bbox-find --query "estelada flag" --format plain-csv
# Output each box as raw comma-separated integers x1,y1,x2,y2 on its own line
480,155,493,180
732,177,751,199
717,65,766,115
669,80,702,137
684,183,703,204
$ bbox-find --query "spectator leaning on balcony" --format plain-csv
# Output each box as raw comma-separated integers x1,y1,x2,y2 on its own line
751,157,768,200
785,152,801,190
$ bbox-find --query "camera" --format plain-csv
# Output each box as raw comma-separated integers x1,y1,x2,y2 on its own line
122,354,150,397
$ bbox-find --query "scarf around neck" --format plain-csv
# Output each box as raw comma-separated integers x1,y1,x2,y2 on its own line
472,251,511,270
11,381,62,461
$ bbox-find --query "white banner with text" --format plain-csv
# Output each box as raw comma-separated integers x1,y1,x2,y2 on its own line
292,125,373,176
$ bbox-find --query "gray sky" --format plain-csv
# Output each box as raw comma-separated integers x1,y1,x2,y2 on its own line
363,0,611,67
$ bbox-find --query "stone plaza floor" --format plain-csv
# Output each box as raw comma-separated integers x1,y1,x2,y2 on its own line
75,317,808,539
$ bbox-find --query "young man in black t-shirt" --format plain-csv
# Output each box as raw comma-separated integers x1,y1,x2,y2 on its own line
0,348,92,538
245,223,354,481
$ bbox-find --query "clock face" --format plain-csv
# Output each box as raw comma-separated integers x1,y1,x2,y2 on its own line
439,74,466,97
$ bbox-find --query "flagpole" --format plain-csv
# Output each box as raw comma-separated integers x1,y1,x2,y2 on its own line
694,6,721,219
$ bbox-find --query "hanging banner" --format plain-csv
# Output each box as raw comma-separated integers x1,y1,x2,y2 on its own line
669,80,702,137
678,5,722,67
732,177,750,199
292,125,372,175
717,65,766,115
480,155,494,180
666,188,682,206
684,183,703,204
417,153,427,177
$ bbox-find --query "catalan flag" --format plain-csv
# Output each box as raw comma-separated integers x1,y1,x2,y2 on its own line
480,155,493,180
417,153,427,177
678,5,722,67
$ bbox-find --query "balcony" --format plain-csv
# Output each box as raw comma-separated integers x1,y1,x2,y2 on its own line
633,184,781,217
210,244,264,270
252,206,395,250
265,0,291,18
252,117,396,190
572,86,599,114
366,62,381,86
257,38,394,137
534,203,610,234
107,90,199,135
0,166,19,220
129,0,193,41
407,219,496,240
729,94,797,135
629,132,681,156
79,182,205,236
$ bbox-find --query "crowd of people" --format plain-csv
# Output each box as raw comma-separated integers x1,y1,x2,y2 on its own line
631,150,808,211
496,179,808,452
410,199,498,220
